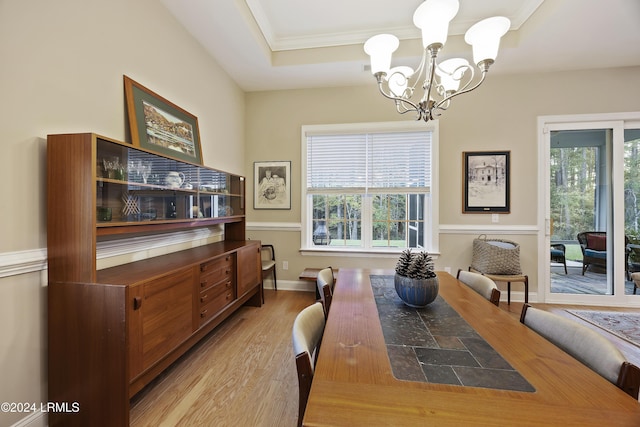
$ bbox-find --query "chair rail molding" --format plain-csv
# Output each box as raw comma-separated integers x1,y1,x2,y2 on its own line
0,228,224,278
246,222,301,232
0,248,47,278
439,224,538,235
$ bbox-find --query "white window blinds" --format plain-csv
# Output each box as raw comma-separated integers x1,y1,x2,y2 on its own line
306,131,431,191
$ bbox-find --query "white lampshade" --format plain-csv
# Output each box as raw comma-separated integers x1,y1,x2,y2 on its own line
413,0,459,48
436,58,469,92
364,34,399,75
387,66,414,97
464,16,510,65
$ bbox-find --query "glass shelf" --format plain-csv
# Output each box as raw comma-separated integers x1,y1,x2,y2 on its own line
95,137,245,227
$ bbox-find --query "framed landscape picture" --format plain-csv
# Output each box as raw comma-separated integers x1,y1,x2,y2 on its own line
124,75,203,164
254,161,291,210
463,151,510,213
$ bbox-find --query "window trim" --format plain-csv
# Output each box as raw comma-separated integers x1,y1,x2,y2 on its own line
300,120,439,255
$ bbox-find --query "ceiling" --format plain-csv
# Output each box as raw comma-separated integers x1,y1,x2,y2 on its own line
160,0,640,92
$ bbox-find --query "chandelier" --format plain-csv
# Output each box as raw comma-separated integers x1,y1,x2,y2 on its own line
364,0,510,122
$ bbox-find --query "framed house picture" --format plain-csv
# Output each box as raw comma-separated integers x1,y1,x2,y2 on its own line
463,151,510,213
254,161,291,210
124,75,203,164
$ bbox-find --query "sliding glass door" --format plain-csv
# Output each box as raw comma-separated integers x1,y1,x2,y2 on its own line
541,114,640,306
624,127,640,294
549,129,613,296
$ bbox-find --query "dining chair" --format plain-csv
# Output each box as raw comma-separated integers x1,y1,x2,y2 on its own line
456,269,500,306
292,302,326,427
520,304,640,399
260,244,277,295
316,267,334,317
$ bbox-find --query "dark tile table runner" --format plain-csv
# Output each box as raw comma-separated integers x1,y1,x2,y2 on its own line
371,275,535,392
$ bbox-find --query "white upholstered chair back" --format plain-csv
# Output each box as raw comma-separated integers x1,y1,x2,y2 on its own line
316,267,335,317
317,267,334,290
292,302,325,426
520,305,625,385
456,270,500,306
292,302,325,370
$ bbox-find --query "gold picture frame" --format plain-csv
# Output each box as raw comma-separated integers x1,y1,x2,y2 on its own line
124,75,203,164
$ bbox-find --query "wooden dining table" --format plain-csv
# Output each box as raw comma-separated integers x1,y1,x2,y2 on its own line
303,269,640,426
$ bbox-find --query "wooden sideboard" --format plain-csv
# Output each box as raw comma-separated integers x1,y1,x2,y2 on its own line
46,133,262,426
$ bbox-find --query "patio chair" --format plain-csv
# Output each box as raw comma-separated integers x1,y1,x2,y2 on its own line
550,243,567,274
577,232,630,276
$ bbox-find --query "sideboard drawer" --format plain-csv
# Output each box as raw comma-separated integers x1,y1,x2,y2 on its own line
199,255,233,291
198,286,235,326
199,279,233,308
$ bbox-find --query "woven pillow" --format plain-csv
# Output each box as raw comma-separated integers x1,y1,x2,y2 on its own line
586,234,606,251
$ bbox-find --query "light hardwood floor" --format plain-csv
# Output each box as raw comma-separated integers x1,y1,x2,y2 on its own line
130,289,315,427
130,290,640,426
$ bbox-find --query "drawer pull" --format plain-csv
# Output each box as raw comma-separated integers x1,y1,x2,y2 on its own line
226,292,232,300
133,297,143,310
226,282,232,289
201,294,208,303
200,281,207,288
200,309,207,318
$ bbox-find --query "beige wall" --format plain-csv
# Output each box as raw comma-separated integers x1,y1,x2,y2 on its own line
1,0,639,424
0,0,245,425
245,66,640,290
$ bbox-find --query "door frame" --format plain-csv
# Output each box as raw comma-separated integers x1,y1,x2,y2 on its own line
538,112,640,307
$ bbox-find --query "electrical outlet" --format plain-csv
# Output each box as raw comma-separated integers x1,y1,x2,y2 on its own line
282,261,288,270
492,214,499,223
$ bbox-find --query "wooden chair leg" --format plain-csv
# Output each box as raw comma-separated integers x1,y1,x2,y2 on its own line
507,277,528,304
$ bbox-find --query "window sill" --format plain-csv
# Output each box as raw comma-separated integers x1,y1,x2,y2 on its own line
300,247,440,258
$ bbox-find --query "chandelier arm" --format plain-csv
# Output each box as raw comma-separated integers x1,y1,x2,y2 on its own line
406,50,428,97
373,72,422,112
395,100,425,120
433,68,488,112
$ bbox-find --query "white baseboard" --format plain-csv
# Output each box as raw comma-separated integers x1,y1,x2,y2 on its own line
262,279,315,293
10,411,45,427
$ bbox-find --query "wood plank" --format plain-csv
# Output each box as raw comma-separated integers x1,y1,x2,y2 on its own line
47,133,97,283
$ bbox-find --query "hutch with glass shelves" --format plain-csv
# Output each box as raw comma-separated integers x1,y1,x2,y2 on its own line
46,133,261,426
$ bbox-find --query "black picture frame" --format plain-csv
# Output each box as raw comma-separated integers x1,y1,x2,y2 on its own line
254,161,291,210
463,151,510,213
124,75,203,164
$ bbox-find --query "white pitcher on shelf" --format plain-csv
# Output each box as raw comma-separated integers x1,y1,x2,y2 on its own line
164,171,185,189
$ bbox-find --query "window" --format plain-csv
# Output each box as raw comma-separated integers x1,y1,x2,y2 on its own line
301,121,439,253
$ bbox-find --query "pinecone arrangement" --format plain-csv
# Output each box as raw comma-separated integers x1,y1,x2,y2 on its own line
395,249,437,280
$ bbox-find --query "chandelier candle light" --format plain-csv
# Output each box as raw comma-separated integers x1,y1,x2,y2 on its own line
364,0,510,122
